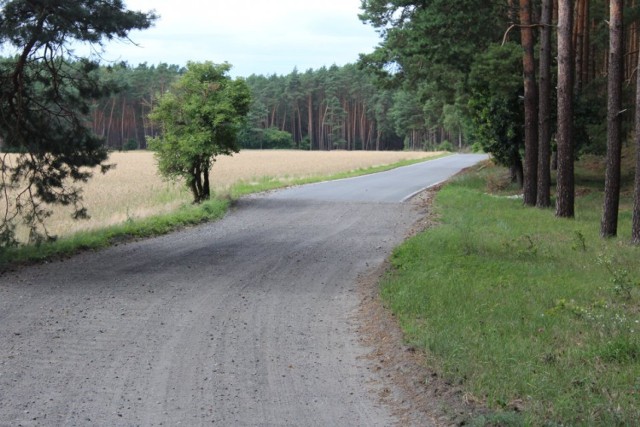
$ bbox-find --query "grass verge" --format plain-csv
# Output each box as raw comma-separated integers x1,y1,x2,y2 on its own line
0,198,229,269
0,153,449,269
382,158,640,425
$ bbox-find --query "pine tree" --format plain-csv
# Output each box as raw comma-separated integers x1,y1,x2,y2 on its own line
0,0,156,245
556,0,575,218
601,0,625,237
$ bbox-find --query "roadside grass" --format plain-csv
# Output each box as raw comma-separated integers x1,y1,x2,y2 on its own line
382,156,640,425
0,153,448,269
0,198,229,267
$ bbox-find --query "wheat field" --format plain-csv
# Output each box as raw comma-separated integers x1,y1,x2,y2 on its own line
13,150,441,239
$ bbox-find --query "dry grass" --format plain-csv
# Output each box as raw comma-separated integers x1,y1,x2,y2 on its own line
10,150,440,239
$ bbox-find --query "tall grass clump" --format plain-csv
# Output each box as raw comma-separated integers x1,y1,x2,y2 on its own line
383,160,640,425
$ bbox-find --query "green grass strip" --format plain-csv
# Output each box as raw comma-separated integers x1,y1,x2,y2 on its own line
383,164,640,426
0,198,228,269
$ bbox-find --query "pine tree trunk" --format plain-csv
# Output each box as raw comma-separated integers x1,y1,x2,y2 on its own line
556,0,575,218
601,0,624,238
574,0,585,90
296,104,303,148
520,0,539,206
307,95,313,150
537,0,553,208
120,98,126,149
632,39,640,243
582,0,591,86
106,97,116,148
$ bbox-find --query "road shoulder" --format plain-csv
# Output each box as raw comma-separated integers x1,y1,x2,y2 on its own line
356,188,488,425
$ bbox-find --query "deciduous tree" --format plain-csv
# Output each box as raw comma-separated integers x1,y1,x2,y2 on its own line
149,62,251,203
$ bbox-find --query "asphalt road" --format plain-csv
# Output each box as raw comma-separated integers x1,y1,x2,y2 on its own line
270,154,488,203
0,154,486,426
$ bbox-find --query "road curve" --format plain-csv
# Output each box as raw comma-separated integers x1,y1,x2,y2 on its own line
0,154,486,426
269,153,488,203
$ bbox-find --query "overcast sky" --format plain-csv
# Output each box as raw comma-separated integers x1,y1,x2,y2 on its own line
92,0,381,77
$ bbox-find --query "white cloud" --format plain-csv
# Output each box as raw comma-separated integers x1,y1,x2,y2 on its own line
94,0,379,76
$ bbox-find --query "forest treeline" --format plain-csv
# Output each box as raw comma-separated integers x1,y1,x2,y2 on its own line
32,1,640,162
45,61,455,152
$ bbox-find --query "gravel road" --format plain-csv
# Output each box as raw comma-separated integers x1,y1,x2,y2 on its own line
0,154,486,426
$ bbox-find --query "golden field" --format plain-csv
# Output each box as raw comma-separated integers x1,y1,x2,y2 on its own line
8,150,440,239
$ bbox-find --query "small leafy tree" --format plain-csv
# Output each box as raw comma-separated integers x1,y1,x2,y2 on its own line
149,62,251,203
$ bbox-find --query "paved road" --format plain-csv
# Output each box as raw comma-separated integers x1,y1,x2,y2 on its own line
270,153,488,203
0,154,486,426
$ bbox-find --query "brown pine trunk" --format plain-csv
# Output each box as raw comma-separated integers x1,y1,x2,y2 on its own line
106,97,116,148
582,0,591,86
120,98,127,149
520,0,539,206
632,38,640,243
556,0,575,218
626,0,637,82
307,95,313,150
537,0,553,208
574,0,585,90
360,103,367,150
601,0,625,237
296,104,303,148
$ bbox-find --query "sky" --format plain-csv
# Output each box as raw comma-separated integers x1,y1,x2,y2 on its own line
91,0,382,77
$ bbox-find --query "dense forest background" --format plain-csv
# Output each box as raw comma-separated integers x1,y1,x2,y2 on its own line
19,1,640,159
4,1,640,159
47,61,451,152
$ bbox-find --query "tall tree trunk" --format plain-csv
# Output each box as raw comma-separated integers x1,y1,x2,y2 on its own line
120,98,127,149
601,0,625,237
574,0,585,90
582,0,591,86
307,94,313,150
556,0,575,218
520,0,539,206
632,39,640,243
202,160,210,201
537,0,553,208
106,97,116,148
360,103,367,150
296,104,303,148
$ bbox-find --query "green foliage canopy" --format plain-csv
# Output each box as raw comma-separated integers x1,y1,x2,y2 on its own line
149,62,251,203
467,43,524,181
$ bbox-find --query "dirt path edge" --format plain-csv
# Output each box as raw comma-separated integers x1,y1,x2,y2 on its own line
356,186,489,426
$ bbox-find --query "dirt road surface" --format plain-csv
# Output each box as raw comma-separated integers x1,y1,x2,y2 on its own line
0,155,486,426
